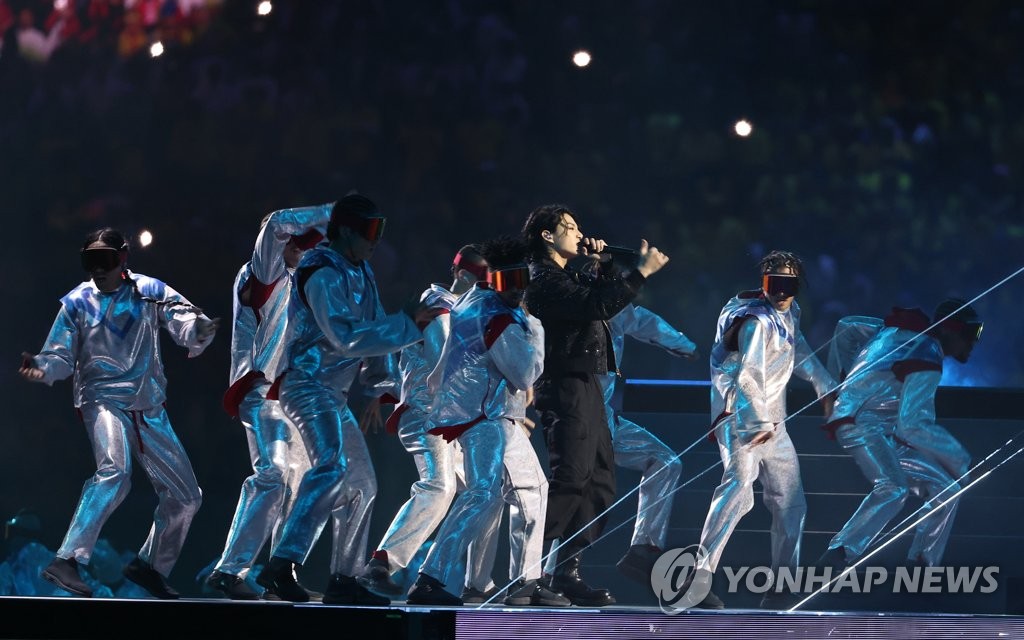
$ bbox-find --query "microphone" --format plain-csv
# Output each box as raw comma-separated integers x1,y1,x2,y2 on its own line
597,244,639,257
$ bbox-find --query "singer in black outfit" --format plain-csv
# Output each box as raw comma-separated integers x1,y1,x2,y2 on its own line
520,204,669,606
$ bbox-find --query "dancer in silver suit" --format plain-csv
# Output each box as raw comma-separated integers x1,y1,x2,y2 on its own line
19,227,219,599
406,235,566,607
255,193,440,605
692,250,836,609
817,300,981,569
206,204,330,600
608,303,697,581
358,245,488,596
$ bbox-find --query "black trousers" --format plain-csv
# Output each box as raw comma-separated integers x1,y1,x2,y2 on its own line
535,371,616,554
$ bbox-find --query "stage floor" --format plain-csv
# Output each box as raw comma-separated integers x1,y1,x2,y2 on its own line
3,595,1023,640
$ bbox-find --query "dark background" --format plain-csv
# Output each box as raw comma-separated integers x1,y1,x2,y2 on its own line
1,0,1022,598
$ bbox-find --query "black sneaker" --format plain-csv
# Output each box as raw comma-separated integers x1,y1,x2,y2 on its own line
323,573,390,606
123,557,180,599
255,557,309,603
206,570,259,600
677,569,725,609
461,584,501,604
356,557,404,596
406,573,463,606
615,544,663,584
503,578,571,607
41,556,93,597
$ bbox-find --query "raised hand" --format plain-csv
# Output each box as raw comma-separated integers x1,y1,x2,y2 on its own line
636,238,669,278
197,317,221,341
18,352,44,382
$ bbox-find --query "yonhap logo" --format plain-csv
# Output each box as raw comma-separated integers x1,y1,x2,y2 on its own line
650,544,712,614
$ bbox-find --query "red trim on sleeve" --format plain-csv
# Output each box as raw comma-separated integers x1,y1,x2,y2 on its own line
379,392,400,406
248,277,279,323
385,403,409,435
428,415,486,443
222,370,266,418
891,359,942,383
707,410,732,443
292,229,324,250
821,416,856,441
484,314,516,349
266,372,286,400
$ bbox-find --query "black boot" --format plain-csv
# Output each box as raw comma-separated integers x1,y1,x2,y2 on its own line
323,573,390,606
549,554,615,607
256,556,310,603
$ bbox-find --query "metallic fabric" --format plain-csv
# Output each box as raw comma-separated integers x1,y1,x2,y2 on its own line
700,294,836,573
30,272,213,577
605,303,694,548
59,404,202,577
373,285,462,570
829,431,960,565
34,271,216,408
272,248,420,572
419,420,506,587
376,407,465,570
420,285,545,588
214,381,309,576
216,206,328,577
466,418,549,587
826,315,967,564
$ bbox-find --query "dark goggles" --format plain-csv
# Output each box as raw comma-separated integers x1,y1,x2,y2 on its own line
345,215,386,242
944,319,984,342
762,273,800,298
488,265,530,292
81,248,124,272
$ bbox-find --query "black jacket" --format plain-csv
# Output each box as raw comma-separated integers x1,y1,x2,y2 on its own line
525,256,646,376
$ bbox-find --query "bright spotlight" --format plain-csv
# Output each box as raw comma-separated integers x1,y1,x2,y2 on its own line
734,119,753,137
149,41,164,58
572,50,592,68
139,230,154,248
257,1,272,16
53,0,69,10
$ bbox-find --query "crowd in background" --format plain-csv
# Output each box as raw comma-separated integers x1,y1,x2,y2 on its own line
2,0,1022,593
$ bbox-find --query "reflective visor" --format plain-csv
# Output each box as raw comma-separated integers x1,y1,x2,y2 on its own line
762,273,800,298
356,216,386,242
488,265,530,292
81,248,123,272
944,319,984,342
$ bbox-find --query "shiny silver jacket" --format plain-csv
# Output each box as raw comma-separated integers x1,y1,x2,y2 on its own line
284,247,420,402
429,284,545,428
826,314,945,447
228,204,331,387
396,284,458,414
33,271,214,409
602,303,697,407
709,291,835,437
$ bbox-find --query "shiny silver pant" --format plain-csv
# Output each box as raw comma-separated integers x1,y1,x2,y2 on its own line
276,375,377,576
59,403,202,577
611,415,682,548
214,383,309,576
830,427,960,566
420,419,506,588
896,422,971,479
698,417,806,573
466,420,549,590
374,408,465,571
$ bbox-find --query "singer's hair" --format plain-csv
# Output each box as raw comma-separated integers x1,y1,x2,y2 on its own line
521,203,575,260
933,298,980,325
758,250,804,278
479,235,530,270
